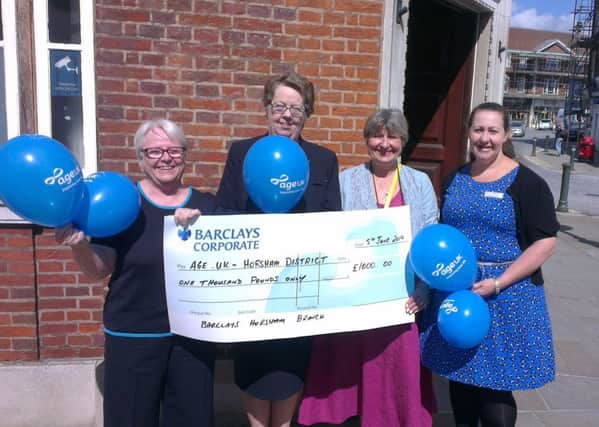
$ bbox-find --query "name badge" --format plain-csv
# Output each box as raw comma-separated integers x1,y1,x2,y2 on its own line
484,191,504,199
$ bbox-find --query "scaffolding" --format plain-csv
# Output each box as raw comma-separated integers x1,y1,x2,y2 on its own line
565,0,594,119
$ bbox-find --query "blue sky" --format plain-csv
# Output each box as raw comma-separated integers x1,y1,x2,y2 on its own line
511,0,576,32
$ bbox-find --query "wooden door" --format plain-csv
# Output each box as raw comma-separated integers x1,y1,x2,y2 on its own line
403,0,478,194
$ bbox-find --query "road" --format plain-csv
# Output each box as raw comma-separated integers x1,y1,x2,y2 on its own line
511,128,599,217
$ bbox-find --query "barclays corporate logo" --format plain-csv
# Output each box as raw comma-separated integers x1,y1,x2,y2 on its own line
270,174,306,193
44,166,82,192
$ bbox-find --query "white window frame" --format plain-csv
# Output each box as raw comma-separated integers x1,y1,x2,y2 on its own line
34,0,97,175
1,0,19,139
0,0,24,222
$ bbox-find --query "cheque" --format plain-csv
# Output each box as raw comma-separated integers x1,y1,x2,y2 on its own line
163,206,414,342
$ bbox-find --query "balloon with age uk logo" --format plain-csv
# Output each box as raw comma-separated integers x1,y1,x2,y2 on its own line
437,290,490,349
74,171,141,238
243,135,310,213
409,224,478,292
0,134,85,227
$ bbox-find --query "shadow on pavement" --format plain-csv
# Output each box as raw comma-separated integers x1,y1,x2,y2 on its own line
559,224,599,249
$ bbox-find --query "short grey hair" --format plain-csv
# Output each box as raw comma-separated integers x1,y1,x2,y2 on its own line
363,108,409,142
134,119,187,160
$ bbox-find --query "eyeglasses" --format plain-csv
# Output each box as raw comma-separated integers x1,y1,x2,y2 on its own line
370,134,402,141
142,147,186,159
270,102,306,118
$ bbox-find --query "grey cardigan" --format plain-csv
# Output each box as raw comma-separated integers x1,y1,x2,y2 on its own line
339,162,439,236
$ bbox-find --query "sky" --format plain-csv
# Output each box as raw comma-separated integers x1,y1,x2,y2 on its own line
511,0,578,33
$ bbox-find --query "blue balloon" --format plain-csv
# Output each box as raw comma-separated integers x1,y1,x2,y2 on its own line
409,224,478,291
0,134,84,227
437,290,491,349
243,135,309,213
74,172,140,237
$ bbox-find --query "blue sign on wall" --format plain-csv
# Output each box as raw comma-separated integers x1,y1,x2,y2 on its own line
50,50,81,96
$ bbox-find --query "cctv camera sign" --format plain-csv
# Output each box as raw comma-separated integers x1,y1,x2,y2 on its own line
50,50,81,96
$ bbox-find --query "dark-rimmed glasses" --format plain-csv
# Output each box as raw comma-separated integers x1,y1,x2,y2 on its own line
142,147,186,159
270,102,306,118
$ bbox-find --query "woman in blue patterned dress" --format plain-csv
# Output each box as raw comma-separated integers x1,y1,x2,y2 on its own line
420,102,559,426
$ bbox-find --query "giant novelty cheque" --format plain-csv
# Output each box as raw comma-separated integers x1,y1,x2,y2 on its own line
163,206,415,342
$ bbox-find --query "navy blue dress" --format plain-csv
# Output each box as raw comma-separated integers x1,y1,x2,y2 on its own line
216,135,342,400
420,165,555,390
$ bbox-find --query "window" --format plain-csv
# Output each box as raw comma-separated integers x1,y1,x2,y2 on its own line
1,0,95,223
0,0,23,222
544,79,558,95
517,77,525,93
0,0,19,144
545,59,559,71
34,0,96,175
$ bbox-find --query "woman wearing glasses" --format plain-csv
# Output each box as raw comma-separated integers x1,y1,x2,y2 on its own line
216,71,342,427
55,119,217,427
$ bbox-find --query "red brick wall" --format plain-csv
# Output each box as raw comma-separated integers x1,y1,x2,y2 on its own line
95,0,383,189
36,230,105,359
0,228,37,361
0,227,105,361
1,0,384,361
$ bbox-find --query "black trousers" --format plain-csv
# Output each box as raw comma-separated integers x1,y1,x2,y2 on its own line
449,380,517,427
103,334,216,427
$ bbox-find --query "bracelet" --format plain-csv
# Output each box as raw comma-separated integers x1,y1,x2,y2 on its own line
493,278,501,295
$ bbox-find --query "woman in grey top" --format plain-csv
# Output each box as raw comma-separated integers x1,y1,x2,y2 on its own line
299,108,438,427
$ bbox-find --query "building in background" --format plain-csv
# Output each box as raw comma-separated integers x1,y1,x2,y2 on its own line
504,28,575,129
565,0,594,137
504,0,598,150
573,0,599,164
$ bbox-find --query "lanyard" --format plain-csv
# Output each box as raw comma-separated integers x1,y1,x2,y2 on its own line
383,162,402,209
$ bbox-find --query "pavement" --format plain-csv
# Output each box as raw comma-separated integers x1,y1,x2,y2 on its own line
212,139,599,426
499,136,599,427
431,138,599,426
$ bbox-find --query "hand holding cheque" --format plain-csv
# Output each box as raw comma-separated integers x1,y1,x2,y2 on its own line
165,206,414,342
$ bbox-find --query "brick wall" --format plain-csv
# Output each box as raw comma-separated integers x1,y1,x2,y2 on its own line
0,228,37,361
1,0,385,361
0,227,105,361
36,229,105,359
95,0,383,189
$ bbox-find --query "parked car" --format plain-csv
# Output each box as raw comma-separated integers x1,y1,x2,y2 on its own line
538,119,553,130
510,121,525,137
